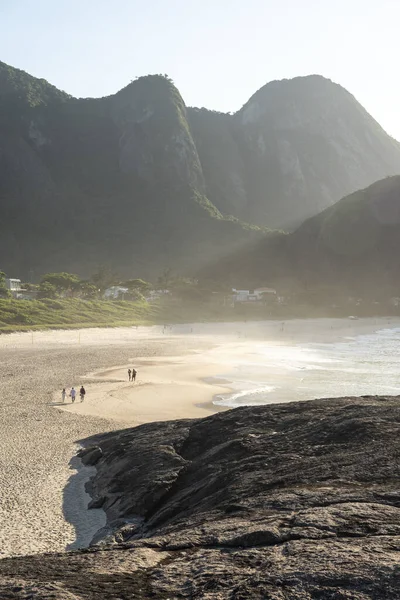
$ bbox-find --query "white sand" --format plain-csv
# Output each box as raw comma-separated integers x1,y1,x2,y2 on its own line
57,356,232,424
0,328,218,557
0,317,398,558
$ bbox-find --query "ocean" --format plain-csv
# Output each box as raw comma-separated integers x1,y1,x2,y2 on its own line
212,326,400,408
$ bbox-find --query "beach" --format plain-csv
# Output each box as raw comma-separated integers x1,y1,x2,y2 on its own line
0,316,399,558
0,330,214,557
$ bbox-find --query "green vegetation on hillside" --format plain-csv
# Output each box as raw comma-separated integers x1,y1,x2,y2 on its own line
0,298,157,332
2,61,400,284
0,60,69,106
0,63,263,279
0,271,10,299
203,176,400,303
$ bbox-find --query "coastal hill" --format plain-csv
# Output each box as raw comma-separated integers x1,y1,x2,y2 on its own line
1,60,400,279
204,175,400,298
0,61,260,279
189,75,400,228
1,396,399,597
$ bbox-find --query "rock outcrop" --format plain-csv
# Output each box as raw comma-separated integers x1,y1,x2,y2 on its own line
1,396,400,598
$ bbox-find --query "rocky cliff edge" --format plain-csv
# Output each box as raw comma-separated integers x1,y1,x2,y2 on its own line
1,396,400,598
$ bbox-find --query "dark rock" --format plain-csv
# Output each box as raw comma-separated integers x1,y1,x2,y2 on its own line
78,446,103,466
87,496,105,509
1,396,400,598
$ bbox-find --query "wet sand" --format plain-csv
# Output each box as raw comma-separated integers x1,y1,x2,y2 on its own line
56,356,231,424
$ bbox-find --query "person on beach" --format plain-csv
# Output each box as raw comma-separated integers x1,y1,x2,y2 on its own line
128,368,132,382
131,368,137,382
70,387,76,403
61,388,66,403
79,386,86,402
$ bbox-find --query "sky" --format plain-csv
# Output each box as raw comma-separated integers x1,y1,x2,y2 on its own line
1,0,400,138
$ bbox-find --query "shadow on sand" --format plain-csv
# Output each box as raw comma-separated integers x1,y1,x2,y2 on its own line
63,454,106,551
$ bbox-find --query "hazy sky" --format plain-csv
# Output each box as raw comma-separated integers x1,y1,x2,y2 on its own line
1,0,400,138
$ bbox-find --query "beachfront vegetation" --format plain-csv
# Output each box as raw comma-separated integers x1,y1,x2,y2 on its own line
0,298,157,332
0,271,10,299
38,272,99,299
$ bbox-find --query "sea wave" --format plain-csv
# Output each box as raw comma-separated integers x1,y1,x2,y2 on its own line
213,385,276,408
211,323,400,408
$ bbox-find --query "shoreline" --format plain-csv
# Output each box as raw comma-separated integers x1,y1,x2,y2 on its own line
55,357,233,425
0,314,398,340
52,316,400,426
63,449,106,550
2,315,397,350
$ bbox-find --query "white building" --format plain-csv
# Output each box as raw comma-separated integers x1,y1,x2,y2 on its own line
103,286,129,300
232,287,276,303
5,278,22,292
5,278,23,298
146,289,170,302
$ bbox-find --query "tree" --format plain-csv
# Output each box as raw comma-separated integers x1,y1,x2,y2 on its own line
38,282,57,299
173,278,211,303
126,289,145,302
77,281,98,299
157,268,174,290
0,271,10,299
91,266,118,292
40,272,81,296
120,278,152,296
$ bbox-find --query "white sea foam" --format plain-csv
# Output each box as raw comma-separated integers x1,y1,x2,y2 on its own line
214,386,276,407
212,326,400,408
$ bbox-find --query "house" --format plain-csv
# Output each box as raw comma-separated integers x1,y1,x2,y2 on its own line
254,287,277,305
232,289,258,303
103,286,129,300
146,289,170,302
254,287,277,297
5,278,22,298
232,287,277,304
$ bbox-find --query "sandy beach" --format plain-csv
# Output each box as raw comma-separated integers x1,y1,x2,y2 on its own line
56,357,231,424
0,329,215,558
0,316,398,558
55,315,400,424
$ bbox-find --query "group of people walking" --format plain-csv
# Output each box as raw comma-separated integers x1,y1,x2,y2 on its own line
60,366,137,404
128,368,137,382
61,386,86,403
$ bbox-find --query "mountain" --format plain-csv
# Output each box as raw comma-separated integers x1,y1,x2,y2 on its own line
189,75,400,228
203,176,400,298
1,61,399,280
0,62,259,279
